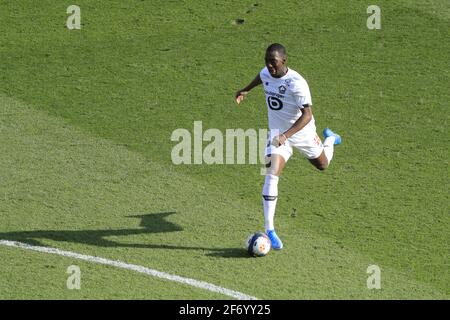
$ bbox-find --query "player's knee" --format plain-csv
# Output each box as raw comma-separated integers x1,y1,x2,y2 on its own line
310,154,329,171
316,162,328,171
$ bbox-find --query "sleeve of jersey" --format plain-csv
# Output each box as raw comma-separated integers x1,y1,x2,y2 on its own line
291,79,312,108
260,67,268,79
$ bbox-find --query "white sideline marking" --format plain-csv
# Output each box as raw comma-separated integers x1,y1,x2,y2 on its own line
0,240,258,300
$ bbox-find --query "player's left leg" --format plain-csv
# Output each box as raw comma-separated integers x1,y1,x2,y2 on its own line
309,151,329,170
309,128,341,170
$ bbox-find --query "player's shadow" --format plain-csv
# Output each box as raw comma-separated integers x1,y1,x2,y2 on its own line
0,212,248,258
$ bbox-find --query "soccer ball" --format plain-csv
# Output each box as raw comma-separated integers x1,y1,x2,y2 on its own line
245,232,271,257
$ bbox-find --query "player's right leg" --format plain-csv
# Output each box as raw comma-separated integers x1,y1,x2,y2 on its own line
263,153,285,250
262,130,292,250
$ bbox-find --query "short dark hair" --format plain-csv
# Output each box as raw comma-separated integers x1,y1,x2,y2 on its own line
266,43,287,58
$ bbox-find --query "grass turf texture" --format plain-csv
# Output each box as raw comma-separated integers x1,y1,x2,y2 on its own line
0,0,448,299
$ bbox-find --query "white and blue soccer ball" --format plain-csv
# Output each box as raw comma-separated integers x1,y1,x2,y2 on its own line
245,232,271,257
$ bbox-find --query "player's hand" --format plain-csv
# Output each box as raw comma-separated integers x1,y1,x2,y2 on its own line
235,90,248,105
271,134,287,147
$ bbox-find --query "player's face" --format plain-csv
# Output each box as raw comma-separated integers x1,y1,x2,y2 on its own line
265,51,286,78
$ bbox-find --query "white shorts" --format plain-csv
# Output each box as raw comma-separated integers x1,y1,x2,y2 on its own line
264,120,324,162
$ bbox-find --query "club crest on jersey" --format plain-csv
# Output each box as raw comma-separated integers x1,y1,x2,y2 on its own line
278,85,286,94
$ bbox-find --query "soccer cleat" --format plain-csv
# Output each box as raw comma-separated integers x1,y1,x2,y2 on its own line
266,230,283,250
323,128,342,145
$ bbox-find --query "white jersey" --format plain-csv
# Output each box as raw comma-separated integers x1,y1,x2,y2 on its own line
260,67,314,133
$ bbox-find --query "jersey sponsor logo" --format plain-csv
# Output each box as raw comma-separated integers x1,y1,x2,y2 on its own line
264,90,284,99
267,96,283,110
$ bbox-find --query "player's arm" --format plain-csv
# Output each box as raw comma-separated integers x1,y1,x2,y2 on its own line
272,105,313,147
283,105,312,138
235,74,262,104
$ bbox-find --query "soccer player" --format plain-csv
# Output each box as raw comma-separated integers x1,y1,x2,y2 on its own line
235,43,341,250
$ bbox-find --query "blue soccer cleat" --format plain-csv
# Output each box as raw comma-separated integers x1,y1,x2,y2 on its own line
266,230,283,250
323,128,342,145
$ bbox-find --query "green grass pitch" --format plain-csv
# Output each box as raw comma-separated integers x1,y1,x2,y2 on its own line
0,0,448,299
